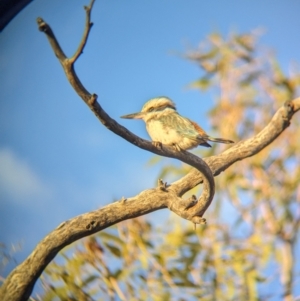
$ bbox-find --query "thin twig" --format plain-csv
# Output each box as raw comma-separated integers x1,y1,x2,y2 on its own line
36,17,66,61
70,0,95,64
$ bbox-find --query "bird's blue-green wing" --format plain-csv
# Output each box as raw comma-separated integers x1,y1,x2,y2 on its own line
158,113,205,141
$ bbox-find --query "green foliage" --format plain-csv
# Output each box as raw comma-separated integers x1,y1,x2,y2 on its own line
41,218,270,300
0,243,23,277
40,32,300,300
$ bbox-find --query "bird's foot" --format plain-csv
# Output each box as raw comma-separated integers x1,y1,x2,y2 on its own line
152,141,163,149
173,143,183,152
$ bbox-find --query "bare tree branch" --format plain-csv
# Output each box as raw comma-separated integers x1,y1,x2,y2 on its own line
69,0,95,64
1,0,300,300
1,98,299,301
35,3,216,225
173,99,300,196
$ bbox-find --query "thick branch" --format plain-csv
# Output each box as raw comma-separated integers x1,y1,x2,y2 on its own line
172,98,300,196
0,189,177,301
1,98,299,301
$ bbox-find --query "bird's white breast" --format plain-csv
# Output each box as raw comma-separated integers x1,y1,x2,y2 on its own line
145,118,199,150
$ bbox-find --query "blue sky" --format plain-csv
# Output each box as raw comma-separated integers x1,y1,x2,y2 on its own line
1,0,300,290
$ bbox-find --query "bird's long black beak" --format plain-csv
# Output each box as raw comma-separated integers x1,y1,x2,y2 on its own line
120,112,144,119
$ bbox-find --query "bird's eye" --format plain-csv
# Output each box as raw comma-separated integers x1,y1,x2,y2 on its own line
148,107,154,112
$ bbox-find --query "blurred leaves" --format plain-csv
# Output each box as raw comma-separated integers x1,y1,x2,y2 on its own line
40,31,300,300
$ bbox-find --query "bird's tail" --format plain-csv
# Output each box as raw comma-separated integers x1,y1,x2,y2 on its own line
207,136,234,144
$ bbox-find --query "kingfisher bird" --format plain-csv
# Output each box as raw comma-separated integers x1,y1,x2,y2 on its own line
121,97,234,151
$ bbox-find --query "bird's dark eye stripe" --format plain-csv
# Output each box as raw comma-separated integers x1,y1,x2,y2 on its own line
148,105,175,112
160,105,175,111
